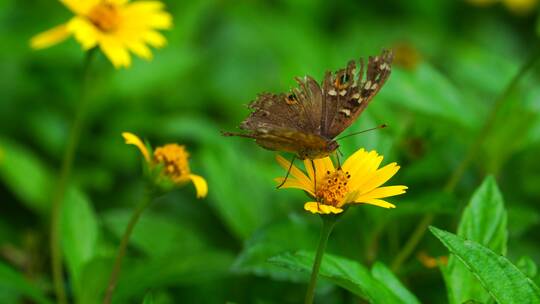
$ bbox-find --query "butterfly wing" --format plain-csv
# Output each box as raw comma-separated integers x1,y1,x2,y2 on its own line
322,49,393,139
226,76,329,157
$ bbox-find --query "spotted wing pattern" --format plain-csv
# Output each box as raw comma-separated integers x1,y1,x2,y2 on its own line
322,49,393,139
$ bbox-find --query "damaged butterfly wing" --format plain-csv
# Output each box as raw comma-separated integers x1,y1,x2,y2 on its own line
224,75,332,158
322,49,393,139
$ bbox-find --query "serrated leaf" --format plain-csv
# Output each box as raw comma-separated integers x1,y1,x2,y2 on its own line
430,226,540,304
61,188,99,297
444,176,508,304
0,261,53,304
269,251,408,303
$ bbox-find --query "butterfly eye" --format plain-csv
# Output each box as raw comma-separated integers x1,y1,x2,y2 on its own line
340,74,350,84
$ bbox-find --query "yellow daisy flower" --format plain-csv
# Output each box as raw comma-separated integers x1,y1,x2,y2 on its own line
30,0,172,68
122,132,208,198
275,148,407,215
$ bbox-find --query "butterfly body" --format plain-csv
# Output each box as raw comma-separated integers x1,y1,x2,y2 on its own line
224,50,393,159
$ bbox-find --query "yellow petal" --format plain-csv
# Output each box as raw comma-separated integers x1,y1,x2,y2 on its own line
122,132,150,162
355,185,408,202
67,17,99,50
99,35,132,68
61,0,99,14
304,202,343,214
142,30,167,48
30,24,71,49
354,199,396,209
303,158,329,182
354,163,401,195
126,40,153,60
274,178,315,196
188,174,208,198
276,155,313,193
348,151,383,188
341,148,367,172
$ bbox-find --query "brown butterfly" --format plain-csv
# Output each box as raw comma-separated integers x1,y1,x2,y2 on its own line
223,49,393,160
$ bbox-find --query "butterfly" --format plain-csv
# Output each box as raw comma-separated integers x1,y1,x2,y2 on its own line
223,49,393,160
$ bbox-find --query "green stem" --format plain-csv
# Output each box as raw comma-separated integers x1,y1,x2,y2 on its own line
390,46,540,273
305,216,337,304
103,187,154,304
50,49,96,304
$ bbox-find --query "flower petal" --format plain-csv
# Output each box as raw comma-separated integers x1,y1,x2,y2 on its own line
99,35,132,68
276,155,313,193
67,17,99,50
274,178,315,196
304,202,343,214
188,174,208,198
347,151,383,190
61,0,99,14
30,24,71,49
355,163,401,195
122,132,150,162
355,185,408,202
353,199,396,209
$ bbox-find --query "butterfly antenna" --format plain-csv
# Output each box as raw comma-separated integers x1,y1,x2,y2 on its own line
276,155,297,189
335,124,387,141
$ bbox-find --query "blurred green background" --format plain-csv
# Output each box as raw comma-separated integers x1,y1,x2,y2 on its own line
1,0,540,303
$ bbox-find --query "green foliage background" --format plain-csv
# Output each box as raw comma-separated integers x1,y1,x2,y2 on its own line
1,0,540,303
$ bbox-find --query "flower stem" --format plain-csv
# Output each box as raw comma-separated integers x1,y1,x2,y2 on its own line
390,45,540,273
103,187,154,304
305,216,337,304
50,49,96,304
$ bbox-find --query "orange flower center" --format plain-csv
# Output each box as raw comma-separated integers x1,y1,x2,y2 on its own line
88,3,120,32
316,170,350,206
153,144,191,182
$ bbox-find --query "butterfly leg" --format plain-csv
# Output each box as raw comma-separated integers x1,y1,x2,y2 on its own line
335,149,343,169
276,155,297,189
310,159,321,211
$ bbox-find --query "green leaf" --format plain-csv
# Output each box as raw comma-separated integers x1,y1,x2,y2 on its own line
102,209,207,258
371,262,421,304
0,261,53,304
232,215,319,281
61,188,99,297
0,138,53,215
380,63,476,129
201,144,277,239
444,176,508,304
430,226,540,304
269,251,407,303
114,252,234,303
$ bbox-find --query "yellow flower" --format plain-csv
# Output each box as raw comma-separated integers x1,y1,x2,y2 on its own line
30,0,172,68
275,148,407,215
465,0,538,14
502,0,538,14
122,132,208,198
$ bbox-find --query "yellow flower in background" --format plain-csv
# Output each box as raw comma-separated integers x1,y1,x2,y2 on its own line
466,0,538,14
122,132,208,198
30,0,172,68
275,148,407,215
502,0,538,14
